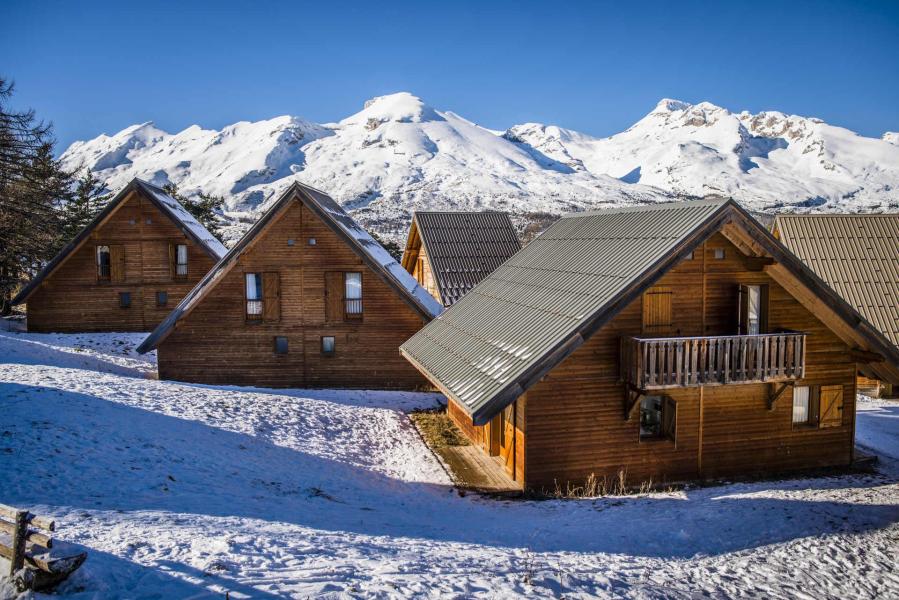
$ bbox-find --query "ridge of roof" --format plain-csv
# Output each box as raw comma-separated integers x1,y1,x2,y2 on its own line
137,181,442,354
559,197,732,219
12,177,226,305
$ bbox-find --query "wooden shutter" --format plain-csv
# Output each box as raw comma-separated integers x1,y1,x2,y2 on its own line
262,272,280,322
324,272,344,322
168,243,176,279
110,245,126,283
738,285,749,335
642,287,672,335
819,385,843,428
662,397,677,441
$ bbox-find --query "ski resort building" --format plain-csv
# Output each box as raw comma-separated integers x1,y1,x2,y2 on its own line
13,178,227,333
401,199,899,491
400,211,521,307
773,213,899,397
138,182,443,389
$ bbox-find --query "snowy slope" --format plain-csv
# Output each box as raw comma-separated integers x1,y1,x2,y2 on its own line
1,330,899,598
60,94,899,245
885,132,899,146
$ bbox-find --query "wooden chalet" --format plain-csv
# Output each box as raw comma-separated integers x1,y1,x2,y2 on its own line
773,213,899,397
401,211,521,306
137,182,444,389
401,199,899,491
12,178,227,333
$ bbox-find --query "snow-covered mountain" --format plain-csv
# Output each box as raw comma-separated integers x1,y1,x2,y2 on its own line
61,93,899,243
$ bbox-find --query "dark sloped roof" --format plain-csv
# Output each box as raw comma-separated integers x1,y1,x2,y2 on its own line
13,178,227,305
137,182,443,354
402,211,521,306
401,199,899,425
774,213,899,349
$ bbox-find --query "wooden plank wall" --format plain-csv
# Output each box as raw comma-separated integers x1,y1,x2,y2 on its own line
446,396,525,483
410,244,440,302
521,233,856,492
156,199,430,390
26,191,216,332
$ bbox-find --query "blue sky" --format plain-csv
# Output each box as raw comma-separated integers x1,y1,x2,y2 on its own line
3,0,898,150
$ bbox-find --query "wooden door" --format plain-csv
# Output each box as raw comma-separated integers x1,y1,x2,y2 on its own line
499,403,515,476
642,286,672,335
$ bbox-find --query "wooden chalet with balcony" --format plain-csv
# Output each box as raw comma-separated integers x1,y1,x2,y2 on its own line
400,211,521,306
401,199,899,491
12,178,227,332
137,182,443,389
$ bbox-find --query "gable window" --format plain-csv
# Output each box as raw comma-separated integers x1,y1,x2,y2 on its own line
321,336,336,356
345,272,363,318
739,284,769,335
156,291,168,307
246,273,263,320
170,244,188,279
713,248,726,260
642,286,672,335
639,395,676,441
119,292,131,308
97,246,111,281
274,336,289,355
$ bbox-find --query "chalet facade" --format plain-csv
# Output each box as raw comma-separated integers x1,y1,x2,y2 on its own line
401,211,521,306
773,214,899,397
401,199,899,491
13,179,227,333
138,182,443,389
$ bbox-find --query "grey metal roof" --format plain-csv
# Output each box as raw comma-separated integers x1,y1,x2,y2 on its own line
402,211,521,306
774,213,899,349
12,178,227,305
138,182,442,354
402,199,899,424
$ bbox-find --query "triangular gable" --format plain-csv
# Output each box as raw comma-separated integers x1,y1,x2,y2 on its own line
402,199,899,425
137,182,442,354
12,178,227,305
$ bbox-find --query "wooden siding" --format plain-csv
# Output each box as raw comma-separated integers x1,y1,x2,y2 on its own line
516,234,856,491
156,200,430,389
25,191,217,333
410,245,440,302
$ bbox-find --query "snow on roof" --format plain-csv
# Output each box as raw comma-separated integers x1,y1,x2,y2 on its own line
135,180,228,259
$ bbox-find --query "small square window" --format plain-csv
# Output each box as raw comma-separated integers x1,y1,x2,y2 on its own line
321,336,336,356
146,218,153,224
287,238,295,246
119,292,131,308
308,238,317,246
156,291,168,307
274,336,288,355
685,251,694,260
713,248,726,260
639,395,675,440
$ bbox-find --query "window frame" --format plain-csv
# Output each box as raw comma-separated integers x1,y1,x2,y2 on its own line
344,271,363,320
274,336,289,355
174,243,189,279
713,248,726,260
639,395,676,442
119,291,131,309
245,272,264,322
321,336,336,356
155,291,168,307
97,245,111,282
792,385,819,429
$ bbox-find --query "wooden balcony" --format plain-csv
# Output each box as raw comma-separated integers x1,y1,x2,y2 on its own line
621,332,806,391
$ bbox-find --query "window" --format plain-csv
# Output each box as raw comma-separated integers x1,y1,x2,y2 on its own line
274,336,288,355
119,292,131,308
713,248,726,260
792,386,811,425
321,336,336,356
684,251,694,260
416,257,426,285
345,272,363,318
156,291,168,307
642,286,672,335
246,273,263,320
640,396,676,440
97,246,111,281
792,385,843,429
739,284,768,335
170,244,188,279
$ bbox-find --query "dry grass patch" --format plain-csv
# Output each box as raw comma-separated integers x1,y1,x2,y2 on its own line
410,408,469,448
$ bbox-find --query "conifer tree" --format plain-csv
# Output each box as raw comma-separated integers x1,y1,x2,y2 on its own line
62,168,110,239
162,183,225,241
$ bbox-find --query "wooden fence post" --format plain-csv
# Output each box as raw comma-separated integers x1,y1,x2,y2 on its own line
9,509,27,577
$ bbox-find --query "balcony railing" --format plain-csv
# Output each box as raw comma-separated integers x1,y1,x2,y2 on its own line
344,298,363,319
621,332,806,390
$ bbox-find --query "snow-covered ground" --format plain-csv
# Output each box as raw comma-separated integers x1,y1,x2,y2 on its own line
1,329,897,599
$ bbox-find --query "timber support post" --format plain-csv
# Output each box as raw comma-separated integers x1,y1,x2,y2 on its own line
767,382,793,411
9,509,27,577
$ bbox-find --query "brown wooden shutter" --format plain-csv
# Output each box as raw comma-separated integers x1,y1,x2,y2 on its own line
819,385,843,428
642,287,672,335
262,272,280,322
110,245,126,283
759,285,769,334
324,272,344,322
168,243,176,279
737,285,749,335
662,396,677,441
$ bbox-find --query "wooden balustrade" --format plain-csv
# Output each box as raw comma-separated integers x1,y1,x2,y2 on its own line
621,332,806,390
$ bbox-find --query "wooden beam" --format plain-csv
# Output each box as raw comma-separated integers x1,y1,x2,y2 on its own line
849,348,886,364
624,387,644,421
767,382,793,411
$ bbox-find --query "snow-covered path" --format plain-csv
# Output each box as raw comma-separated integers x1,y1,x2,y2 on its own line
1,330,897,598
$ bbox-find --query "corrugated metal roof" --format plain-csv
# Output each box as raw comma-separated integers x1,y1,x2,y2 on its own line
12,178,226,305
138,181,442,354
406,211,521,306
401,198,731,424
774,214,899,349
